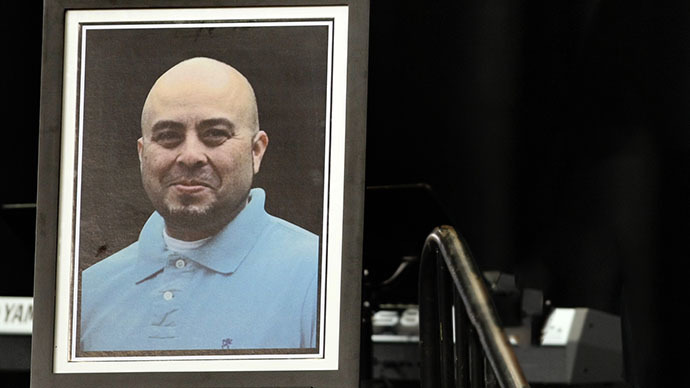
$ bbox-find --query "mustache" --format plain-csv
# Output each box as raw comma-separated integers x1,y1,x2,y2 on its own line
161,167,219,187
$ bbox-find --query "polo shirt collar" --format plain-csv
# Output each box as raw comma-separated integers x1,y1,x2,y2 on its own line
133,188,271,281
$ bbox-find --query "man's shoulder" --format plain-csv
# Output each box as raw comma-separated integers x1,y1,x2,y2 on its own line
261,215,319,260
270,216,318,237
82,242,139,283
268,216,318,242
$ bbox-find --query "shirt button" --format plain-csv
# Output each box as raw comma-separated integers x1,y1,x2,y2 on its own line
175,259,186,269
163,291,174,301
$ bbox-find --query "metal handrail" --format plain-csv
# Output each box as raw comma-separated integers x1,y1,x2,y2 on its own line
419,225,529,388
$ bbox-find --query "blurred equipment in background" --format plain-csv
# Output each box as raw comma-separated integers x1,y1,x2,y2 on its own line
487,272,625,385
361,185,628,387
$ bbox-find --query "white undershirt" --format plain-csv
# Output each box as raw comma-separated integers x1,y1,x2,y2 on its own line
163,229,211,253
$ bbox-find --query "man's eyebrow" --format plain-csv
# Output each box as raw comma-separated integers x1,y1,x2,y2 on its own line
151,120,185,132
197,118,235,130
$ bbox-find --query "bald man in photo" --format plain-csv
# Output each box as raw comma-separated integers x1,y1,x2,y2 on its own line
80,57,319,352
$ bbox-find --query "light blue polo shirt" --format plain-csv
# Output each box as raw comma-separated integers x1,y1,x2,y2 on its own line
80,188,320,353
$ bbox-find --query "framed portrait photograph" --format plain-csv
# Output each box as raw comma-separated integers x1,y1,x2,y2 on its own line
31,1,368,387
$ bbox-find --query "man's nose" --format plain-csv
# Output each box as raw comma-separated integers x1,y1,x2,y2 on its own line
176,134,208,168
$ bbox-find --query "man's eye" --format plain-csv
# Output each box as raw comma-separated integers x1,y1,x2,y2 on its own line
152,131,183,147
202,129,230,145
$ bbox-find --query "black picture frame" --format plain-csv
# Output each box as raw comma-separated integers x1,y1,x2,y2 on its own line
31,1,368,387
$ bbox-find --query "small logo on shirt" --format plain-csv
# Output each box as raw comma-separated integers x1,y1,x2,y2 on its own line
222,338,233,349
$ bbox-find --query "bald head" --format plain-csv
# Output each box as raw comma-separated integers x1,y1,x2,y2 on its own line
141,57,259,136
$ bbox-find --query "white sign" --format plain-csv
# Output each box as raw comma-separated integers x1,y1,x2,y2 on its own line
541,307,575,346
0,296,33,335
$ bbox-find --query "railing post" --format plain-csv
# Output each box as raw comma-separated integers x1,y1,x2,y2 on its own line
437,256,456,388
454,290,471,387
469,327,485,388
419,245,442,388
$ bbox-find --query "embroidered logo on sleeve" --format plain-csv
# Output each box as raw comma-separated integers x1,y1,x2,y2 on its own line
222,338,233,349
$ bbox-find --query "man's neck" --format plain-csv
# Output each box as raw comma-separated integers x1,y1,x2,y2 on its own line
164,229,211,250
164,225,222,241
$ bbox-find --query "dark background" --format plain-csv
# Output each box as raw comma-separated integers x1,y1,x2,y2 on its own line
78,25,328,269
2,1,689,387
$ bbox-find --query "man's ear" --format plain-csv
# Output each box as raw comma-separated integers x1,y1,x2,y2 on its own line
252,130,269,174
137,137,144,167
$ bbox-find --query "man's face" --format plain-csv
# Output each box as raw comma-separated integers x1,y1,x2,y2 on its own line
138,61,267,238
